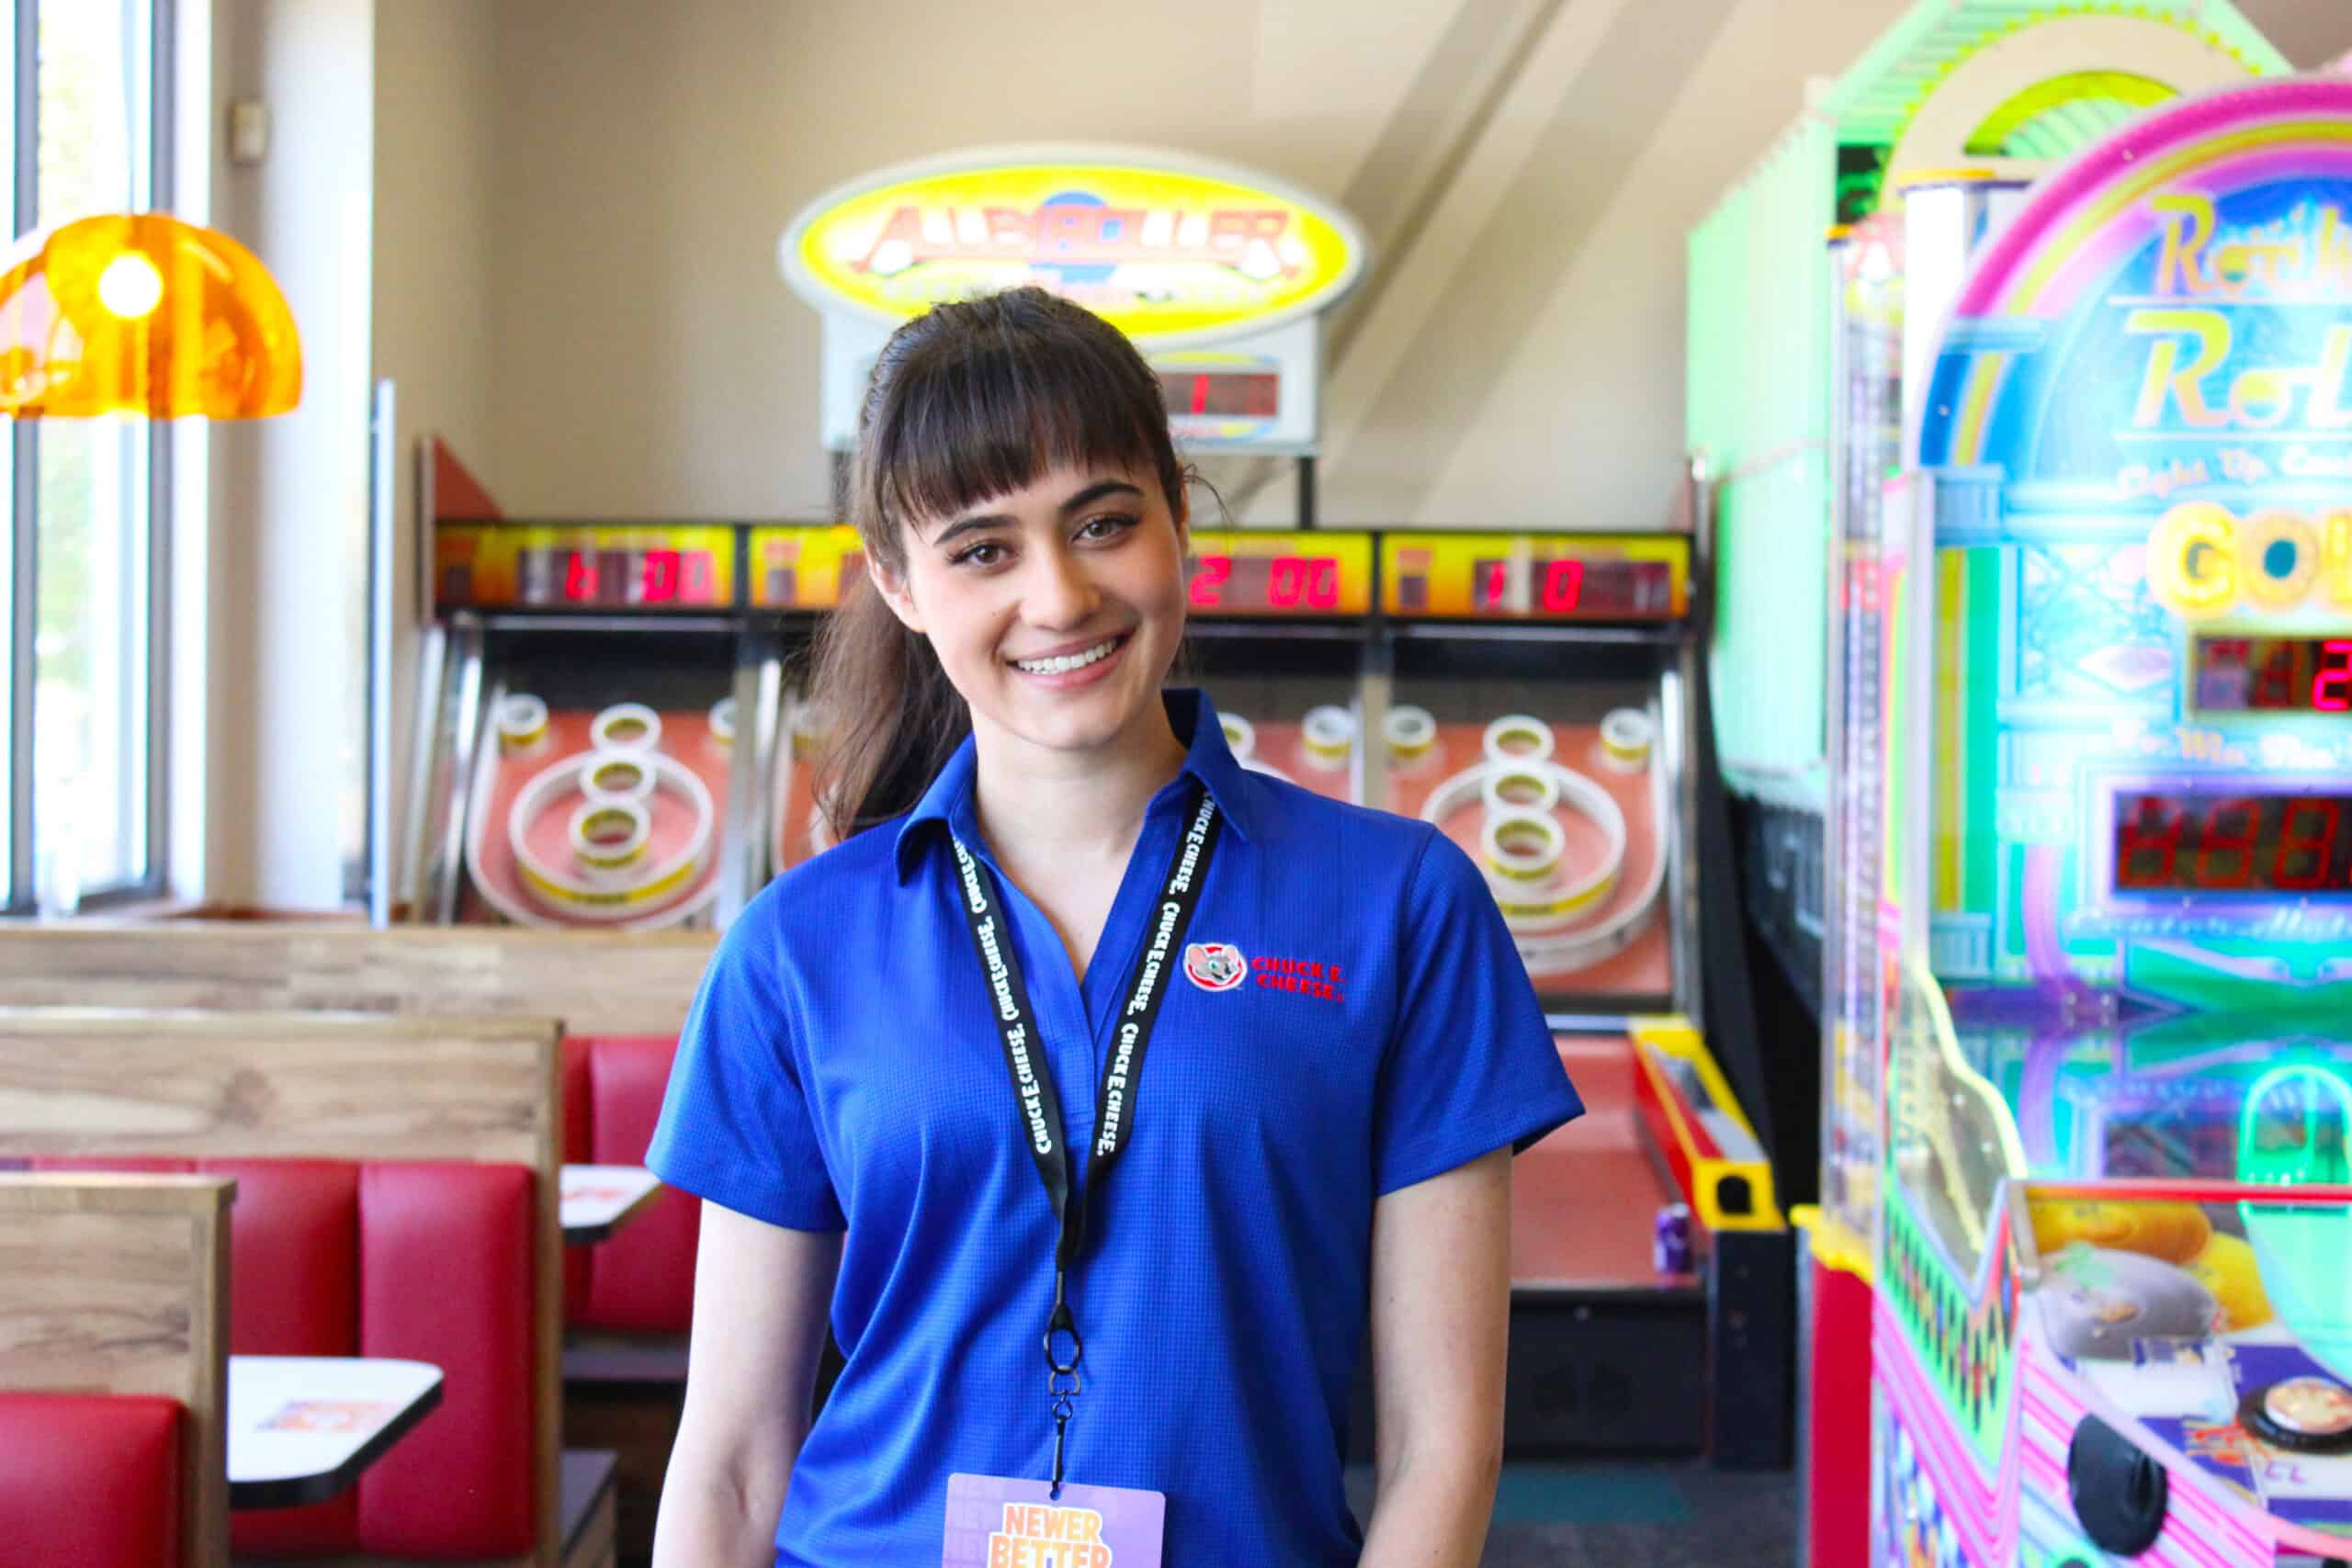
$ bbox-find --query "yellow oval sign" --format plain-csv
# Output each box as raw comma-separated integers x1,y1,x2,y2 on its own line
779,144,1366,348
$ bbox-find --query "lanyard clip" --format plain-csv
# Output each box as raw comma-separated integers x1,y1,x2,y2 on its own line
1045,1295,1084,1380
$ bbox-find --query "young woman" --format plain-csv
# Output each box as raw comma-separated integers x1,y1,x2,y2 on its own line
648,287,1580,1568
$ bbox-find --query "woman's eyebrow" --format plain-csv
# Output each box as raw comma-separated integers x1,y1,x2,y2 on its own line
930,479,1145,545
1057,479,1144,515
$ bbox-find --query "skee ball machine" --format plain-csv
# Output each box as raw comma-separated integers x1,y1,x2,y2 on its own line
404,443,788,929
1376,490,1793,1467
1852,79,2352,1566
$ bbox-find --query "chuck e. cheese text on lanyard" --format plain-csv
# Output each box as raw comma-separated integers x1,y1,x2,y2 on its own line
947,785,1222,1502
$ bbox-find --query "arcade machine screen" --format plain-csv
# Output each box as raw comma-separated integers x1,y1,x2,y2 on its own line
1180,530,1373,802
419,521,757,930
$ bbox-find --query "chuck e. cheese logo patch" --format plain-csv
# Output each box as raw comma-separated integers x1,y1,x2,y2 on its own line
1182,942,1248,992
1182,942,1345,1002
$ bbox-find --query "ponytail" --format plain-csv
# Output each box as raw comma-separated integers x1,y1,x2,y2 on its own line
808,575,969,840
808,286,1186,842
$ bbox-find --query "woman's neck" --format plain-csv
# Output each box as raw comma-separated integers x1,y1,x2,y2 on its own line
969,697,1191,869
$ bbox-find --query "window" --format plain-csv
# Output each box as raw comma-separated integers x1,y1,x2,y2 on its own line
4,0,173,912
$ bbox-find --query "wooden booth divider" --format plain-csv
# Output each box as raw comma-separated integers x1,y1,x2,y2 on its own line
0,922,715,1035
0,1170,235,1568
0,923,718,1333
0,1008,598,1568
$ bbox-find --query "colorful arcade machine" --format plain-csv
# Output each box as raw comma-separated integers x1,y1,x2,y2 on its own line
1685,6,2296,1558
1853,79,2352,1565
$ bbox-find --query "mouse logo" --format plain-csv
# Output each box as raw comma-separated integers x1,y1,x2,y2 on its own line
1184,942,1248,992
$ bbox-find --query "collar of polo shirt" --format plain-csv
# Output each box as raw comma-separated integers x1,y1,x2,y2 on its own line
893,689,1261,883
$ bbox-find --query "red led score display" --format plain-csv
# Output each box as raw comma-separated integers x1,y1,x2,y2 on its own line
1160,370,1280,419
1469,557,1673,617
537,548,719,607
1380,533,1689,620
434,523,737,612
510,547,722,610
2192,636,2352,713
2112,789,2352,896
1182,532,1372,617
1190,553,1340,610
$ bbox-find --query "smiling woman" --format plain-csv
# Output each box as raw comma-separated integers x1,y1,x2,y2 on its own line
646,286,1581,1568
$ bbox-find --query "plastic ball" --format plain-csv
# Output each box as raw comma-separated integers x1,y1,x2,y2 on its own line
2184,1232,2274,1332
2032,1199,2211,1263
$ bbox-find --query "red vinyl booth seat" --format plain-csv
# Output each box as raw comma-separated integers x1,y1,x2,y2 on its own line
562,1035,698,1334
0,1393,184,1568
28,1156,537,1561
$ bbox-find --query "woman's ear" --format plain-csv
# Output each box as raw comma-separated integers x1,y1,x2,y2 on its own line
870,558,925,634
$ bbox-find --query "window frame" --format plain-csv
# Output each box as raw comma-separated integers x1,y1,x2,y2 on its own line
4,0,175,914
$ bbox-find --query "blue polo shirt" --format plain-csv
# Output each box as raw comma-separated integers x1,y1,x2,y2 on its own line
649,689,1581,1566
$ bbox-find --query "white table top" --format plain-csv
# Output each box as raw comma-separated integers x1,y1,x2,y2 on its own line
228,1355,443,1508
560,1163,663,1245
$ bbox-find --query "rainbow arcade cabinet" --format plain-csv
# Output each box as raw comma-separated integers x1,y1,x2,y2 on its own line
1861,79,2352,1565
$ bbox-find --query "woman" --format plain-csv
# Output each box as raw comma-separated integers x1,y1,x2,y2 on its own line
648,287,1580,1567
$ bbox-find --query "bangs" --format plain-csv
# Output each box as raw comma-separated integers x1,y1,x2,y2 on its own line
864,314,1176,539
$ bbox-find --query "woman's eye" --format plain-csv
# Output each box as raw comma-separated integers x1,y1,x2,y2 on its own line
951,541,1008,569
1078,513,1140,541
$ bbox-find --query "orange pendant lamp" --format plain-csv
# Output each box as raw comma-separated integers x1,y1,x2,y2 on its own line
0,211,300,419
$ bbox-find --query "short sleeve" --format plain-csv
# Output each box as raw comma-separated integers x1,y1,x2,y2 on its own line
1372,828,1585,1195
646,910,845,1232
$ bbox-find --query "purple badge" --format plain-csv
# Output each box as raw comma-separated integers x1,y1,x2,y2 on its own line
944,1472,1166,1568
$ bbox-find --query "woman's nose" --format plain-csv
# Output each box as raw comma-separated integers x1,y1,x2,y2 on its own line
1023,544,1100,628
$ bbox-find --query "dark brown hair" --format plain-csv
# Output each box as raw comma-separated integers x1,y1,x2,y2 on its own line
809,287,1187,840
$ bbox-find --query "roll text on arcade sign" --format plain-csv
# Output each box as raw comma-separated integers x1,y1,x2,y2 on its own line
778,145,1365,349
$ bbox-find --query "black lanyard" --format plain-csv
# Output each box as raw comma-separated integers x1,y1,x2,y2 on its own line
948,786,1222,1494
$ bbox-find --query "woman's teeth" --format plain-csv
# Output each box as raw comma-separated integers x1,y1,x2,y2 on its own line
1013,637,1119,675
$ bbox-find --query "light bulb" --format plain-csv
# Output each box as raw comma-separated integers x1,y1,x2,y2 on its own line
96,251,164,319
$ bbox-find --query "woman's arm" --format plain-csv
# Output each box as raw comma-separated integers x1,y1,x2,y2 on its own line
650,1201,843,1568
1356,1146,1512,1568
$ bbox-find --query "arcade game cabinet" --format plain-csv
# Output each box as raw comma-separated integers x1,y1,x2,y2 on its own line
1851,79,2352,1565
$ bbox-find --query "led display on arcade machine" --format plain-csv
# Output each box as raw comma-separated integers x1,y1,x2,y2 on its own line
413,518,768,931
2109,786,2352,898
1180,530,1372,803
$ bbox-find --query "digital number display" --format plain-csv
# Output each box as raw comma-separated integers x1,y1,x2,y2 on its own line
2191,636,2352,713
1187,553,1341,613
2112,790,2352,897
521,547,720,609
1161,371,1279,420
1468,557,1675,618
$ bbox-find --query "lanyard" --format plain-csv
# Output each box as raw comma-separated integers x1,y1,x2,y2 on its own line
948,786,1223,1495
